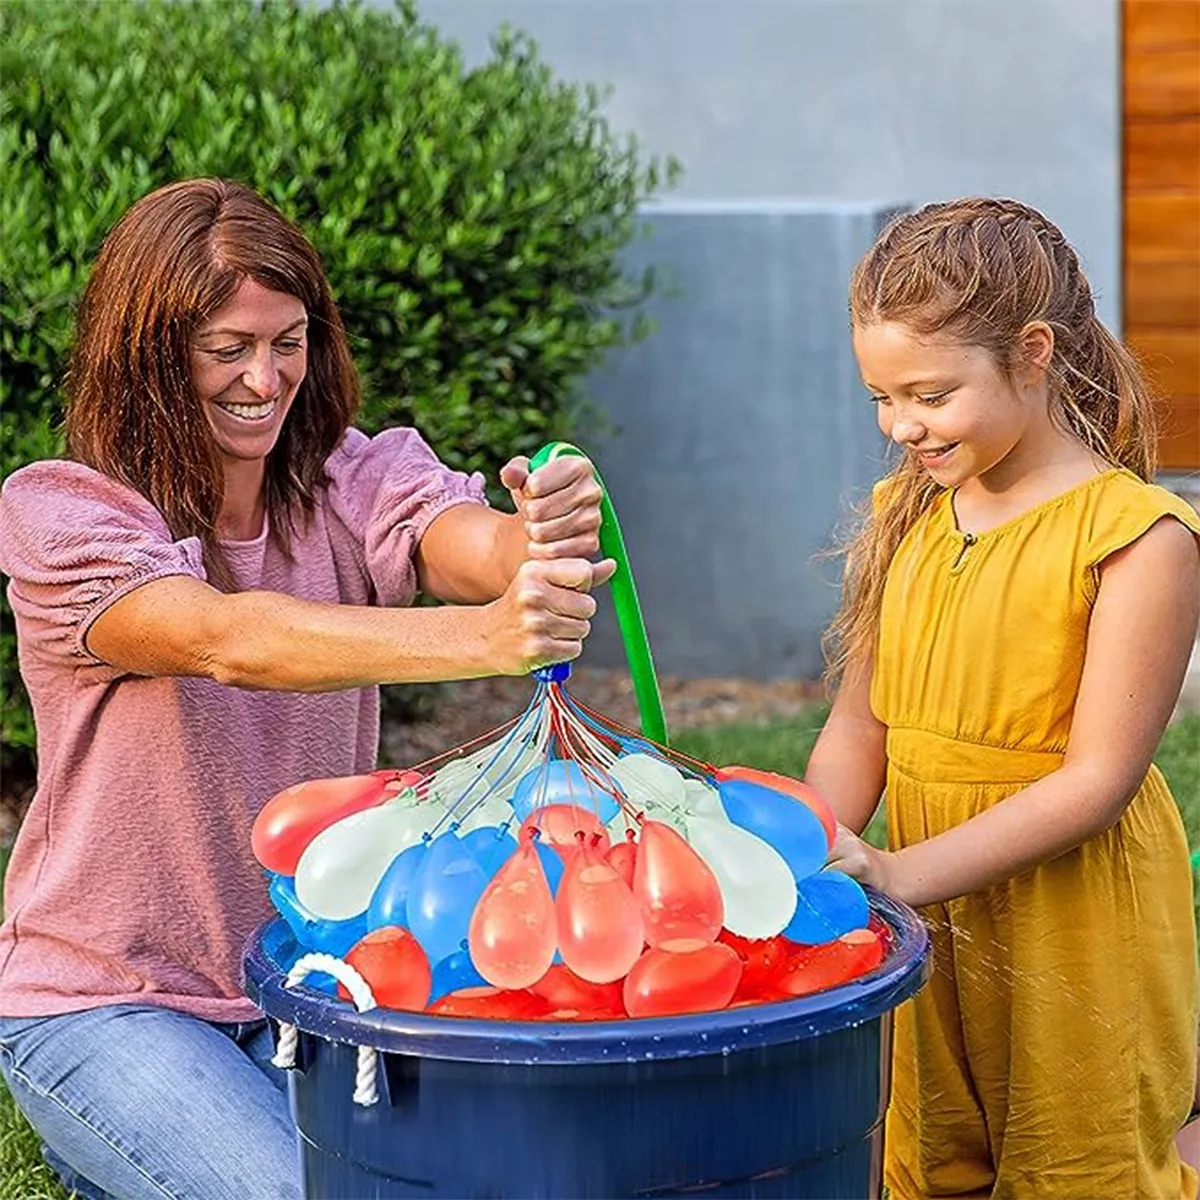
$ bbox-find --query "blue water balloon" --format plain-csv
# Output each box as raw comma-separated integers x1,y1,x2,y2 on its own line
716,779,828,880
783,869,870,945
429,944,488,1001
366,841,428,931
460,824,518,878
406,830,490,965
269,873,367,958
511,759,620,825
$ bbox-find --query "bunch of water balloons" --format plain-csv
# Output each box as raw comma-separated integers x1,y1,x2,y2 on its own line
252,667,889,1021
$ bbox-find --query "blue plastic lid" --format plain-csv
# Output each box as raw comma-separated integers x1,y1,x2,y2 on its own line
243,891,929,1067
532,663,572,683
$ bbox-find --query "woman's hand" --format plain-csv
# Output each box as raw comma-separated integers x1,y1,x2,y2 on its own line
481,557,612,675
500,454,610,565
827,823,899,896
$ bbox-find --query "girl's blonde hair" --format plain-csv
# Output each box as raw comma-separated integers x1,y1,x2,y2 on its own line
824,197,1159,683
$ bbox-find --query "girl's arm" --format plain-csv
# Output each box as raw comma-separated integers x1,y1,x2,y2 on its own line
86,557,601,692
803,652,888,835
831,516,1200,905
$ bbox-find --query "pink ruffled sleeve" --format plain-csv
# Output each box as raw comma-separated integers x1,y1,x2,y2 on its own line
325,427,488,606
0,460,206,665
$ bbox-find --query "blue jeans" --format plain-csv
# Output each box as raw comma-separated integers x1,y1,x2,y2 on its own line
0,1005,303,1199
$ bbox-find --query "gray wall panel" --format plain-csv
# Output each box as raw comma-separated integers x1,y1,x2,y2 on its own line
580,203,895,679
414,0,1120,327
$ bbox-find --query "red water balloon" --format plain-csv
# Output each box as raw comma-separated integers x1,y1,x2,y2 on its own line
776,928,886,997
623,939,743,1018
606,832,637,887
530,963,625,1013
339,926,431,1011
427,986,549,1020
632,819,724,946
468,838,557,990
373,768,426,793
522,804,611,853
718,930,792,1001
714,765,837,851
252,774,389,875
555,840,644,983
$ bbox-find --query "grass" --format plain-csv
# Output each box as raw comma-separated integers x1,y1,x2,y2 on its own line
1,712,1196,1198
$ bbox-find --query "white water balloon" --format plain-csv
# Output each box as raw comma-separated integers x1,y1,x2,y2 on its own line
685,810,797,938
295,800,429,920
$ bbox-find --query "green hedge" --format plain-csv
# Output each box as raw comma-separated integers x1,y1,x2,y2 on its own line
0,0,678,791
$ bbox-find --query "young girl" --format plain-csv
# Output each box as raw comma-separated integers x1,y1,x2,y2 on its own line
0,179,611,1200
810,198,1199,1198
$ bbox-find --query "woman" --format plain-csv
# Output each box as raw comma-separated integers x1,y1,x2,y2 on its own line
0,178,611,1199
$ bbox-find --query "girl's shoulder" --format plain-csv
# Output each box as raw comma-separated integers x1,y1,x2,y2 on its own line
1075,468,1200,599
1080,467,1200,547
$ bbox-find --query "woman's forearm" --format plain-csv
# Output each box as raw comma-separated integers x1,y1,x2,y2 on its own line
206,590,501,691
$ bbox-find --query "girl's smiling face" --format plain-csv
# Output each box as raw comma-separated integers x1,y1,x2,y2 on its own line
190,278,308,468
852,320,1052,489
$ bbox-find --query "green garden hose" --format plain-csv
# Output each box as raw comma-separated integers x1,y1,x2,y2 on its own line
528,442,668,746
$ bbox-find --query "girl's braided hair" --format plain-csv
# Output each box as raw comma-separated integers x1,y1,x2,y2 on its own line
824,197,1159,683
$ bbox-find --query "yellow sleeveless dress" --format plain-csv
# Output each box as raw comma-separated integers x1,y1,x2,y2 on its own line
872,468,1199,1199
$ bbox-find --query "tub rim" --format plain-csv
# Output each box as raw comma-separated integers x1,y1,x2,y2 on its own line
242,888,929,1066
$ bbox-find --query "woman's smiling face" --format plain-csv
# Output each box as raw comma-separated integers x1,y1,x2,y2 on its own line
190,278,308,468
852,321,1042,488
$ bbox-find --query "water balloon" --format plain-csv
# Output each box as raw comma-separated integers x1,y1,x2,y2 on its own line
555,837,644,983
253,774,389,875
339,926,431,1011
623,939,743,1018
468,837,557,989
632,819,723,946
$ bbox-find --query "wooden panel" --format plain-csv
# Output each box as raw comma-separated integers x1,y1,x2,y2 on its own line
1123,2,1200,469
1124,48,1200,118
1157,395,1200,469
1125,195,1200,261
1127,328,1200,398
1124,261,1200,327
1125,117,1200,192
1125,1,1200,52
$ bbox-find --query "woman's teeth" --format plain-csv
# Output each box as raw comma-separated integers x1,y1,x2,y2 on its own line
216,399,277,421
920,444,956,460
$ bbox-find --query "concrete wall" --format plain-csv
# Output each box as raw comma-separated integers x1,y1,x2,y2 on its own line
580,201,897,680
416,0,1121,328
403,0,1121,679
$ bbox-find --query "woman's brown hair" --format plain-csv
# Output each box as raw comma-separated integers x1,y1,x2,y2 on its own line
65,178,360,588
824,197,1159,682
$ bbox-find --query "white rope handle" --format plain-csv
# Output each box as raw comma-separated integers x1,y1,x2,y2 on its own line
271,951,380,1107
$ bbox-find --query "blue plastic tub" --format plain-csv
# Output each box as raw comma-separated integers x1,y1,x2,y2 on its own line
244,891,929,1199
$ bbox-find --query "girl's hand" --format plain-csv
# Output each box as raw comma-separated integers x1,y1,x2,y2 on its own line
482,557,611,675
827,823,898,895
500,454,610,565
